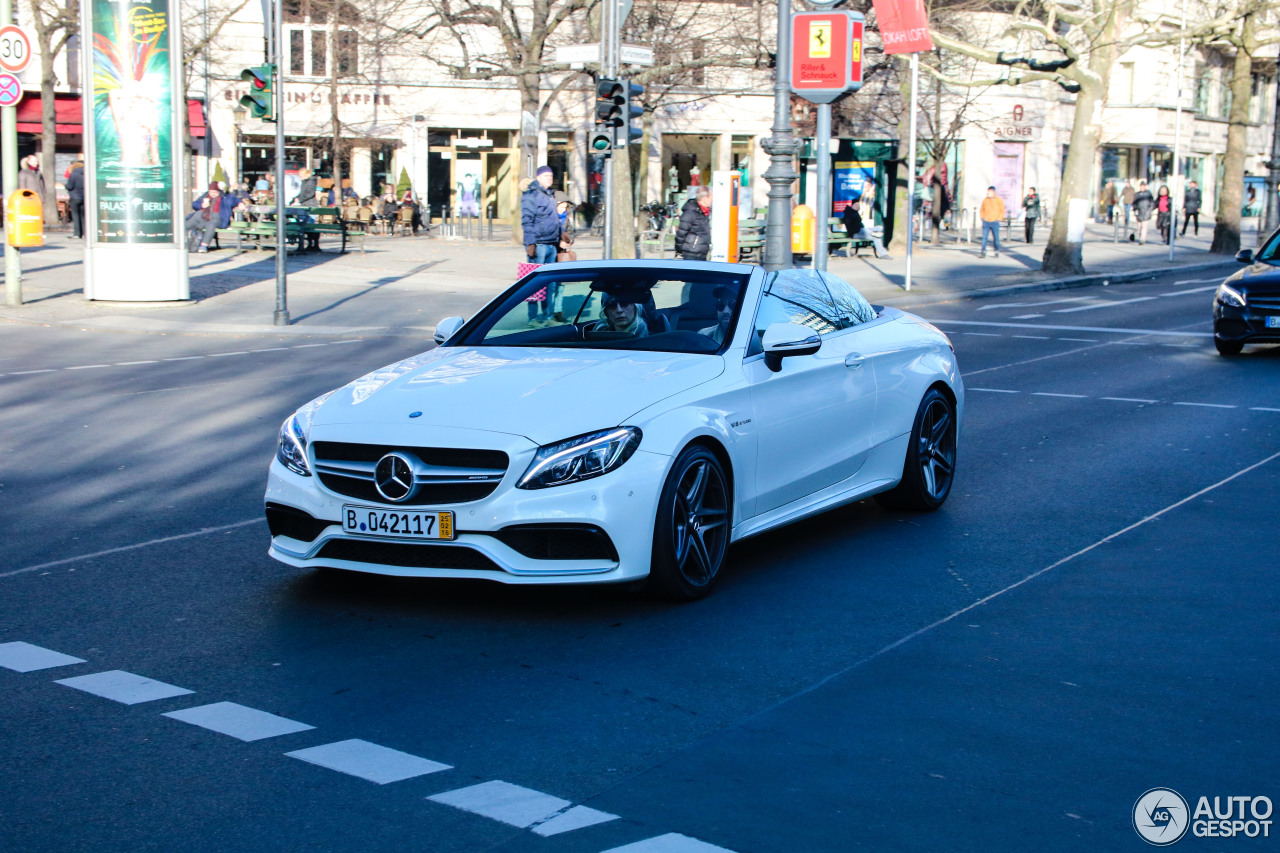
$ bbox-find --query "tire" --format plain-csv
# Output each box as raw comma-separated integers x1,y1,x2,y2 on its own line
646,445,731,601
875,387,957,512
1214,337,1244,356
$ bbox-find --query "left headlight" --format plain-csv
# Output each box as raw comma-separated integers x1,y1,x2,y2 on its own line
1217,283,1246,308
275,390,336,477
517,427,642,490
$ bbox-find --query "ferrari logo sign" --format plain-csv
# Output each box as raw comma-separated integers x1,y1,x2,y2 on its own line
809,21,832,58
790,11,865,104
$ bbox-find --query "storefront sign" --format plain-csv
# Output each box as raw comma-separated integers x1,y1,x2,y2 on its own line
791,11,864,104
89,0,176,243
870,0,933,55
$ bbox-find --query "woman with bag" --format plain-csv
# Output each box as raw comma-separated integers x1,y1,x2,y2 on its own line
675,186,712,260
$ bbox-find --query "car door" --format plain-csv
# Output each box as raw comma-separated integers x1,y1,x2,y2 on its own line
745,270,878,516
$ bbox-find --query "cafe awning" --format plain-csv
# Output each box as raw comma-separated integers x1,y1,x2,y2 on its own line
15,94,208,137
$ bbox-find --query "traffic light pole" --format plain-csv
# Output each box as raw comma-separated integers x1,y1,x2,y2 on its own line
272,0,289,326
761,0,798,271
601,0,619,260
2,0,21,306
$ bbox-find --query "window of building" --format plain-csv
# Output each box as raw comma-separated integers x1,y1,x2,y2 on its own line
1216,70,1233,119
1192,63,1210,114
691,40,705,87
285,0,360,78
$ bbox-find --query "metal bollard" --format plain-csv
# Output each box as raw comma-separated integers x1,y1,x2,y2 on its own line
488,206,494,241
1114,215,1120,243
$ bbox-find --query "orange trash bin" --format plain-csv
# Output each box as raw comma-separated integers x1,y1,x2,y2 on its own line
6,189,44,248
791,204,815,255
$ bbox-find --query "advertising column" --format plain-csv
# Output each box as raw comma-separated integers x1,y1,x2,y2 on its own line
81,0,188,301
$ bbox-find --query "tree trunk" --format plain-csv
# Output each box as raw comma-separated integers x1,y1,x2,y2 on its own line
1041,4,1122,275
1211,28,1254,256
611,143,636,258
637,109,654,208
38,32,59,227
330,16,343,203
888,63,913,253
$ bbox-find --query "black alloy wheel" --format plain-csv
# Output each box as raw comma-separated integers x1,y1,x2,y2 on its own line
876,386,957,512
647,445,731,600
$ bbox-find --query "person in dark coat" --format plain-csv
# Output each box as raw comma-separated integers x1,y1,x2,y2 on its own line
65,160,86,238
675,186,712,260
1156,184,1173,244
928,170,950,244
1131,181,1155,244
1181,180,1202,236
291,168,317,206
841,203,890,258
1022,187,1042,244
185,182,239,252
521,165,560,263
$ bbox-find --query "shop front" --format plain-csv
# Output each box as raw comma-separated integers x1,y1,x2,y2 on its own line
425,129,517,224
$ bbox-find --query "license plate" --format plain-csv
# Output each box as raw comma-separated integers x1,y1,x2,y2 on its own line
1267,316,1280,328
342,506,454,540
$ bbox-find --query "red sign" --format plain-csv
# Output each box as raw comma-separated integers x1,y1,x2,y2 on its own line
792,11,850,100
849,19,864,90
870,0,934,55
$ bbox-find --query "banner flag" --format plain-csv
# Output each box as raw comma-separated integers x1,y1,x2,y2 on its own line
870,0,933,55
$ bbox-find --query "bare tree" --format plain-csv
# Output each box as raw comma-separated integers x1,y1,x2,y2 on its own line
29,0,80,226
182,0,252,193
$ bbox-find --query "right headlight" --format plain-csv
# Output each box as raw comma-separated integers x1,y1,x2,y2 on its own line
275,390,336,477
517,427,642,490
1216,283,1246,308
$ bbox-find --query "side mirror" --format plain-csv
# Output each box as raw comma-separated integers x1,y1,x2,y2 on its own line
762,322,821,372
433,316,465,345
1236,248,1254,264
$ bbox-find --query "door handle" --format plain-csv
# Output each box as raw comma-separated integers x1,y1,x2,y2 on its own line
844,353,865,368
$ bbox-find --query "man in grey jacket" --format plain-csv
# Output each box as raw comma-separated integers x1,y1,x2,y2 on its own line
1181,180,1202,237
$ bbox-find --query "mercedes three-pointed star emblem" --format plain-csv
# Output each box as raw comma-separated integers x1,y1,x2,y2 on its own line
373,452,415,502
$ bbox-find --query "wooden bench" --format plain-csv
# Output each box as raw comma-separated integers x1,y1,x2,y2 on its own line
638,218,679,258
737,218,765,261
825,217,853,254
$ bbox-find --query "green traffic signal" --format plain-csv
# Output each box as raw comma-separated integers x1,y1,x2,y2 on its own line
239,65,276,121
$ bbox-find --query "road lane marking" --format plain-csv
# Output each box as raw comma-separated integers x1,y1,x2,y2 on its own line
286,739,451,784
250,347,289,352
65,364,109,370
3,339,372,379
1159,285,1219,297
1174,277,1228,285
163,356,205,361
292,343,329,348
429,780,575,828
978,296,1096,311
208,351,250,357
751,448,1280,725
56,670,194,705
1012,334,1050,339
9,368,55,374
968,388,1019,393
1174,401,1236,409
1033,392,1087,398
601,834,737,852
1053,296,1158,313
115,360,159,365
1058,338,1099,342
928,319,1213,338
0,642,86,672
0,518,264,580
1011,314,1045,320
1101,397,1158,404
163,701,315,741
532,805,622,837
1251,407,1280,412
962,332,1000,336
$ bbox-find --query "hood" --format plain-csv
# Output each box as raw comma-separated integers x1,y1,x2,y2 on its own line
311,346,724,445
1229,262,1280,293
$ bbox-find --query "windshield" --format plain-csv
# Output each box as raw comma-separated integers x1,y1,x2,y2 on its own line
1256,228,1280,264
454,267,750,354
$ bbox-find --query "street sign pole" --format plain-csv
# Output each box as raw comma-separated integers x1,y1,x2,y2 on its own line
272,0,288,325
601,0,618,260
814,103,831,270
905,53,918,291
0,10,22,306
761,0,798,271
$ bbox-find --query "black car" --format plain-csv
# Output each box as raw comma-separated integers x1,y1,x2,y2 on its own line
1214,234,1280,355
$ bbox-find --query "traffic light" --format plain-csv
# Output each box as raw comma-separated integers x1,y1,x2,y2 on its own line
621,80,644,147
240,65,275,121
592,77,625,157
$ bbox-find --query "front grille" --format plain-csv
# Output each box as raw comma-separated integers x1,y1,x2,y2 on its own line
1217,318,1248,337
311,441,508,506
1247,294,1280,311
490,524,619,562
316,539,502,572
266,503,332,542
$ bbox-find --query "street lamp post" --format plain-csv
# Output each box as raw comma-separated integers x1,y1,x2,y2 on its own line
1263,43,1280,240
761,0,799,271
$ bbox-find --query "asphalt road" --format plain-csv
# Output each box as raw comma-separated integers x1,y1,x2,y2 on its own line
1,268,1277,852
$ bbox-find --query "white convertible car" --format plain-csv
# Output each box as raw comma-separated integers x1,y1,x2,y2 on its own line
265,261,962,599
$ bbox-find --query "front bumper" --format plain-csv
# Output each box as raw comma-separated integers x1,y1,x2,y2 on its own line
1213,299,1280,344
264,448,670,585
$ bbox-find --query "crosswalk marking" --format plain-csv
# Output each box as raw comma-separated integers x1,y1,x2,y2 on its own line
163,701,314,741
0,642,86,672
286,739,451,784
56,670,194,705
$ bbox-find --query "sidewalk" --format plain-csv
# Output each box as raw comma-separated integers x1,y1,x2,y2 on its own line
0,218,1245,338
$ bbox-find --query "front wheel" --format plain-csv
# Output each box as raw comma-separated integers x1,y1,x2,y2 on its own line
1214,337,1244,356
876,387,957,512
646,446,731,601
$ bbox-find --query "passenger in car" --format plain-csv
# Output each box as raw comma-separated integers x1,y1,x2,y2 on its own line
698,286,736,344
591,294,650,337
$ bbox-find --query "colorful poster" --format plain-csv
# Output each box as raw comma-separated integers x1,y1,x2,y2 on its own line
455,159,482,217
90,0,175,243
833,160,876,213
870,0,934,55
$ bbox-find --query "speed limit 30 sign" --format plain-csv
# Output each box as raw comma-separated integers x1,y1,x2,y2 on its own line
0,26,32,74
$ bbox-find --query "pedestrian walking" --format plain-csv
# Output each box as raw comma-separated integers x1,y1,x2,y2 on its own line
1121,179,1136,227
1022,187,1041,244
979,186,1004,258
522,165,560,264
65,160,86,238
1156,184,1172,244
676,186,713,261
928,168,950,245
184,182,238,253
1131,181,1155,244
1181,180,1202,236
18,154,45,199
1101,180,1118,224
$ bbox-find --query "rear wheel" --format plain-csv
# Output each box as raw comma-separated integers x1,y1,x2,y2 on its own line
875,387,957,512
646,446,731,601
1214,337,1244,356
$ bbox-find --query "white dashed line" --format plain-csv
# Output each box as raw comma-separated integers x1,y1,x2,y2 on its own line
0,642,86,672
163,356,204,361
9,369,56,374
1010,314,1045,319
292,343,329,348
963,332,1001,336
1159,285,1220,297
208,351,250,357
163,701,315,741
250,347,289,352
1012,335,1050,339
1033,392,1088,398
1174,277,1227,285
286,739,452,784
601,834,738,852
1053,296,1159,313
532,805,621,837
428,780,576,829
969,388,1019,393
927,319,1212,338
56,670,194,705
1101,397,1158,404
65,364,109,370
115,360,160,365
1251,407,1280,412
332,339,363,345
1058,338,1099,342
1174,401,1237,409
1114,341,1148,345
